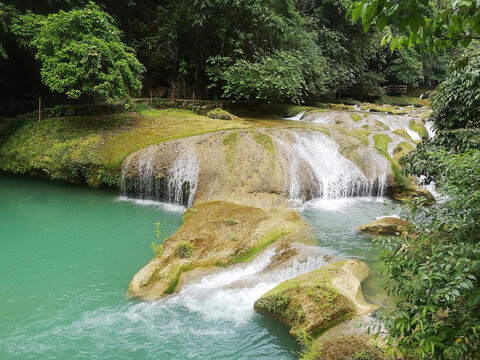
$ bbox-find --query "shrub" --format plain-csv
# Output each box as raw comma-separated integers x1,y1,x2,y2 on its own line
175,241,195,258
207,108,233,120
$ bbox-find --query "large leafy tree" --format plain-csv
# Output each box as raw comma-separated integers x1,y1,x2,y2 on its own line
17,2,144,102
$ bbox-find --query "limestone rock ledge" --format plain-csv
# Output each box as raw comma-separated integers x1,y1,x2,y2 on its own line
128,201,307,300
358,216,413,236
253,260,378,339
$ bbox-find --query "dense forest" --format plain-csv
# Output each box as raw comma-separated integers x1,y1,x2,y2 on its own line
0,0,451,115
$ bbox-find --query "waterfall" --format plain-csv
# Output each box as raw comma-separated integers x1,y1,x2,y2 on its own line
285,110,306,121
166,151,199,207
425,120,436,139
121,146,200,207
288,132,387,203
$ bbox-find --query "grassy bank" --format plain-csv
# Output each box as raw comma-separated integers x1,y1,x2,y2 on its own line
0,108,253,187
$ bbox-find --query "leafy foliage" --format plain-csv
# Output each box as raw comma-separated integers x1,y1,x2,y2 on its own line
430,48,480,131
377,134,480,358
351,0,480,51
20,2,144,102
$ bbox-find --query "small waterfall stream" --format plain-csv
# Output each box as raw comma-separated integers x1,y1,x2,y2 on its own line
287,132,387,204
121,146,200,207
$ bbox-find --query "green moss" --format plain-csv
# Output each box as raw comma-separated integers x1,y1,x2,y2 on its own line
393,142,415,163
392,128,413,141
163,276,179,295
340,128,371,146
409,119,428,139
373,134,411,189
373,134,392,158
222,131,240,146
0,109,253,187
251,131,274,153
207,108,233,120
231,228,288,264
350,113,362,122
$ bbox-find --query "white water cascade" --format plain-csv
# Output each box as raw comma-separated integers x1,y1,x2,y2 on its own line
168,245,327,324
166,150,199,207
287,132,387,204
121,146,200,207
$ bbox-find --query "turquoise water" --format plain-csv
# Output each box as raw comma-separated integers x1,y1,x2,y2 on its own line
0,175,395,359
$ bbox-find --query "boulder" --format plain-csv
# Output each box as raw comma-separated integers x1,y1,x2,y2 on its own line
254,260,378,339
358,217,413,236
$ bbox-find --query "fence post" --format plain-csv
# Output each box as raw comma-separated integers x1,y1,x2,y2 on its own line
192,91,195,109
38,97,41,122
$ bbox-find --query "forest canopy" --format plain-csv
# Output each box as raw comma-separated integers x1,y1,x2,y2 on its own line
0,0,453,115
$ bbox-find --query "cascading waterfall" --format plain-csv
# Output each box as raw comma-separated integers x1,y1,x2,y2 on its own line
169,245,327,324
166,151,199,207
121,146,200,207
288,132,387,203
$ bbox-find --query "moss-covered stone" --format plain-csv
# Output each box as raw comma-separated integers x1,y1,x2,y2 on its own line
254,260,377,338
392,129,413,141
301,335,386,360
409,119,428,139
393,142,414,163
250,131,274,153
358,217,413,236
350,113,362,122
128,201,306,299
207,108,234,120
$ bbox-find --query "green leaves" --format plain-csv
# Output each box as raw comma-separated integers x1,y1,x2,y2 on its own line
350,0,480,51
29,2,144,103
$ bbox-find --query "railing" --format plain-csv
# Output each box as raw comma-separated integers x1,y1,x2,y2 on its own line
382,85,407,94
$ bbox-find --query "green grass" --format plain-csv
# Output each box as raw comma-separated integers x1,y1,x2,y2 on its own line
0,108,253,187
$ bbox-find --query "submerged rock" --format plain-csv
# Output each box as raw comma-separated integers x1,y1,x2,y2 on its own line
128,201,307,300
358,216,413,236
254,260,377,338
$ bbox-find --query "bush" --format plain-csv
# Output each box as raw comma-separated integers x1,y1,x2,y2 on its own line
207,108,233,120
175,241,195,258
378,146,480,359
430,49,480,131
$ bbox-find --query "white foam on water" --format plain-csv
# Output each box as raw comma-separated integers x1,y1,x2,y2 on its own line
285,110,307,121
115,196,186,213
405,126,422,141
168,246,326,324
302,197,385,212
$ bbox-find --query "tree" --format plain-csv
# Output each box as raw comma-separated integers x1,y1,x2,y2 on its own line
350,0,480,51
17,2,144,103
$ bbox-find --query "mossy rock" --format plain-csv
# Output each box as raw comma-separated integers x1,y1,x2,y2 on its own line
392,142,414,163
207,108,234,120
254,260,377,339
350,113,362,122
409,119,428,139
128,201,306,299
358,217,413,236
301,335,386,360
392,187,435,205
392,129,412,141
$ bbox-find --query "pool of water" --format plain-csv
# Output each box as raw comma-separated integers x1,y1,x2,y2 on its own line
0,175,397,359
